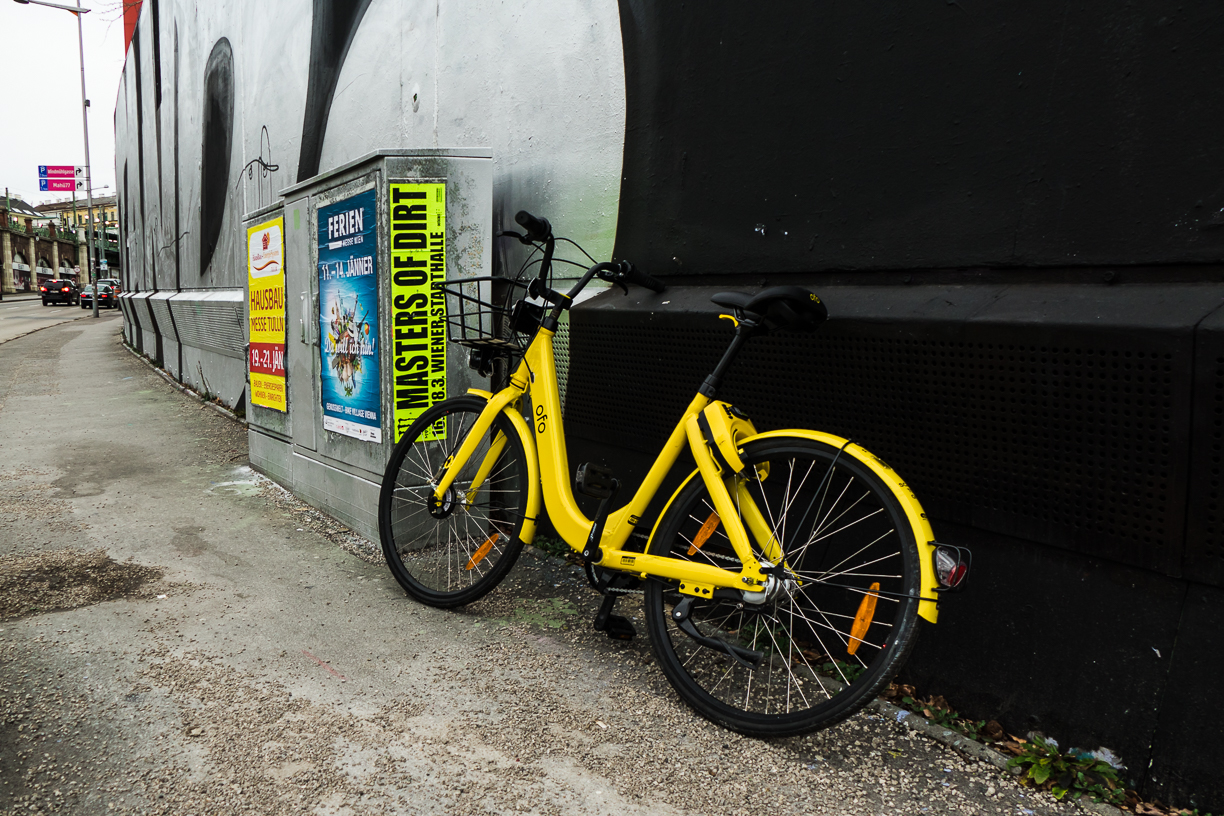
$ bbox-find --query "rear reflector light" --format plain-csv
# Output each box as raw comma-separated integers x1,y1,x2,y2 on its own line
933,544,971,590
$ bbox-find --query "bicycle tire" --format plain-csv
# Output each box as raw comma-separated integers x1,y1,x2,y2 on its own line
643,435,922,737
379,396,529,608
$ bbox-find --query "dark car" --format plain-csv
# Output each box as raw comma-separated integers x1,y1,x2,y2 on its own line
40,279,80,306
80,284,117,310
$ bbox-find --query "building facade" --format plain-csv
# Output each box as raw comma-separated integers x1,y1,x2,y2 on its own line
113,1,1224,809
37,195,122,282
1,196,82,292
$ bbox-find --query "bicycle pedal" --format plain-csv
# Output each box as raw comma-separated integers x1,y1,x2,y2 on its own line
575,462,617,499
601,614,636,641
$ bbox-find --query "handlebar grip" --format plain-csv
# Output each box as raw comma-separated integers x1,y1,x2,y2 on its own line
514,210,552,242
624,262,666,293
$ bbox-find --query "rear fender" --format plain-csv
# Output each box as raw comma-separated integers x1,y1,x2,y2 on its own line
744,429,940,623
649,431,941,623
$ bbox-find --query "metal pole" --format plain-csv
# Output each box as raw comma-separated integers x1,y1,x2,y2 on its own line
73,0,98,317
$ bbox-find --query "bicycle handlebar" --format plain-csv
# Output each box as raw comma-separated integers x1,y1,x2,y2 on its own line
499,212,666,325
621,262,666,293
514,210,552,242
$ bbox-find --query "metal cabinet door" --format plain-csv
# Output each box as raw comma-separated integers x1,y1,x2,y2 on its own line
285,196,317,451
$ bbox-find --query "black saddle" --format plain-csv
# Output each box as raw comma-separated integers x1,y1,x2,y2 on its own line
711,285,828,333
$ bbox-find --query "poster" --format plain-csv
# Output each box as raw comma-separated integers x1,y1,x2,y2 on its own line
247,216,286,412
389,181,448,442
318,189,381,442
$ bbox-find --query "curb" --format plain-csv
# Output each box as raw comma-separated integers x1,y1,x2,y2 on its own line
123,341,248,427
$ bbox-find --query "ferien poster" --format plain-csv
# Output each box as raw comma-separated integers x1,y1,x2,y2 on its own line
318,189,381,442
247,216,286,412
389,181,447,442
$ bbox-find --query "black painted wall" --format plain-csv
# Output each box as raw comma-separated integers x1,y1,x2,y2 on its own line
199,38,234,278
588,2,1224,809
615,1,1224,274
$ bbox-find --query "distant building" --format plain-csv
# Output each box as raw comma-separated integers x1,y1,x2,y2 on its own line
37,194,118,234
1,194,84,293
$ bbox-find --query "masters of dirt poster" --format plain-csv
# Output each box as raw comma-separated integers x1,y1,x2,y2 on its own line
318,189,381,442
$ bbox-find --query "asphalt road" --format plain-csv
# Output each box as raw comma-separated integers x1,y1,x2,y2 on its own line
0,316,1099,816
0,292,106,346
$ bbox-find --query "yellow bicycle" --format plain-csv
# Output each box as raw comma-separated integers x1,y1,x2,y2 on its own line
379,211,970,737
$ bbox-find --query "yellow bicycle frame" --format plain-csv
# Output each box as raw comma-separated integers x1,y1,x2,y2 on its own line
433,326,941,622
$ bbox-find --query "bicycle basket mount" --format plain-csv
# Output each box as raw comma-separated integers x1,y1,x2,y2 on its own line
434,276,536,350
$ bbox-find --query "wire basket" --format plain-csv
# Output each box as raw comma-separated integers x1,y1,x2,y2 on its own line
434,276,530,350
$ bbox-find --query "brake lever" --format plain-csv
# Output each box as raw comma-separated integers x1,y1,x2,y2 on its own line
497,229,535,246
597,269,630,295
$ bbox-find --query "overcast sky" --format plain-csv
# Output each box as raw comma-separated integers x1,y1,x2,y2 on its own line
0,0,129,207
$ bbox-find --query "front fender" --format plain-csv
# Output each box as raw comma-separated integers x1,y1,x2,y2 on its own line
467,389,542,545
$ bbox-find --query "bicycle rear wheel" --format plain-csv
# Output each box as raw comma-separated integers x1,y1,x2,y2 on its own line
643,435,922,737
379,396,529,608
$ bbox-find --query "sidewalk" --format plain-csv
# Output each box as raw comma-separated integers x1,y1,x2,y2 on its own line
0,316,1100,816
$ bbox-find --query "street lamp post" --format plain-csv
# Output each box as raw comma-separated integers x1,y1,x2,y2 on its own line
14,0,99,318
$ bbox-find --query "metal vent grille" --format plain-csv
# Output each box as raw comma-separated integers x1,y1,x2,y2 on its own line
1199,355,1224,566
148,295,177,342
554,314,572,411
169,294,245,359
1186,324,1224,586
567,315,1188,574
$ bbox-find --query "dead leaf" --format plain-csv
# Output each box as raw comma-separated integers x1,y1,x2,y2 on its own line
982,720,1005,741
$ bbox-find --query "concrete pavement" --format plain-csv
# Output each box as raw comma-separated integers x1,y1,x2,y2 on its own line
0,316,1098,815
0,291,101,346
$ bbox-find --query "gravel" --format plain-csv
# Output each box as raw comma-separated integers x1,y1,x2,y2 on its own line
0,320,1108,815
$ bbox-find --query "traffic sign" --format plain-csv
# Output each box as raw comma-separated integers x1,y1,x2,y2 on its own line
100,259,108,270
38,165,84,178
39,179,85,192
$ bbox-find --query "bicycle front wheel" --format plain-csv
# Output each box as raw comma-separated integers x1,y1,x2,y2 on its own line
643,435,922,737
378,396,529,608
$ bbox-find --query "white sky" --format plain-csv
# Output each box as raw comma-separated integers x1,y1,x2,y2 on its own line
0,0,130,207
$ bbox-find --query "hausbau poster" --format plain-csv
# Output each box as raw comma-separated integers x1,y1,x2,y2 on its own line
318,189,381,442
247,216,286,411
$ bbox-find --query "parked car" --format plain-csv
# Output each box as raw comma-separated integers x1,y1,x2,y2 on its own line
80,284,117,310
96,277,122,294
40,280,80,306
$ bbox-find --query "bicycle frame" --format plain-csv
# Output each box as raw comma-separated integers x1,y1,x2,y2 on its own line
431,324,942,621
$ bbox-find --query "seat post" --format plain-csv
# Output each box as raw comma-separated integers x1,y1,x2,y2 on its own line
698,323,755,398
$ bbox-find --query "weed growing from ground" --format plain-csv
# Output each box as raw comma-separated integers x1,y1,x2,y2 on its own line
1007,735,1125,805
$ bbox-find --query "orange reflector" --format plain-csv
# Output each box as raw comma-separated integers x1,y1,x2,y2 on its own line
687,512,721,556
847,582,880,656
466,533,499,570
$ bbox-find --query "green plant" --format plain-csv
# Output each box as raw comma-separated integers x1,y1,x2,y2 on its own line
898,694,987,740
820,658,866,683
532,535,572,560
1007,735,1124,805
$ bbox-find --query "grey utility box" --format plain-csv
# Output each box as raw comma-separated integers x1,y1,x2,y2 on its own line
243,149,493,542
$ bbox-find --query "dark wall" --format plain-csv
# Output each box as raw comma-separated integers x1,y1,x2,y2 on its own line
615,1,1224,274
564,284,1224,809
